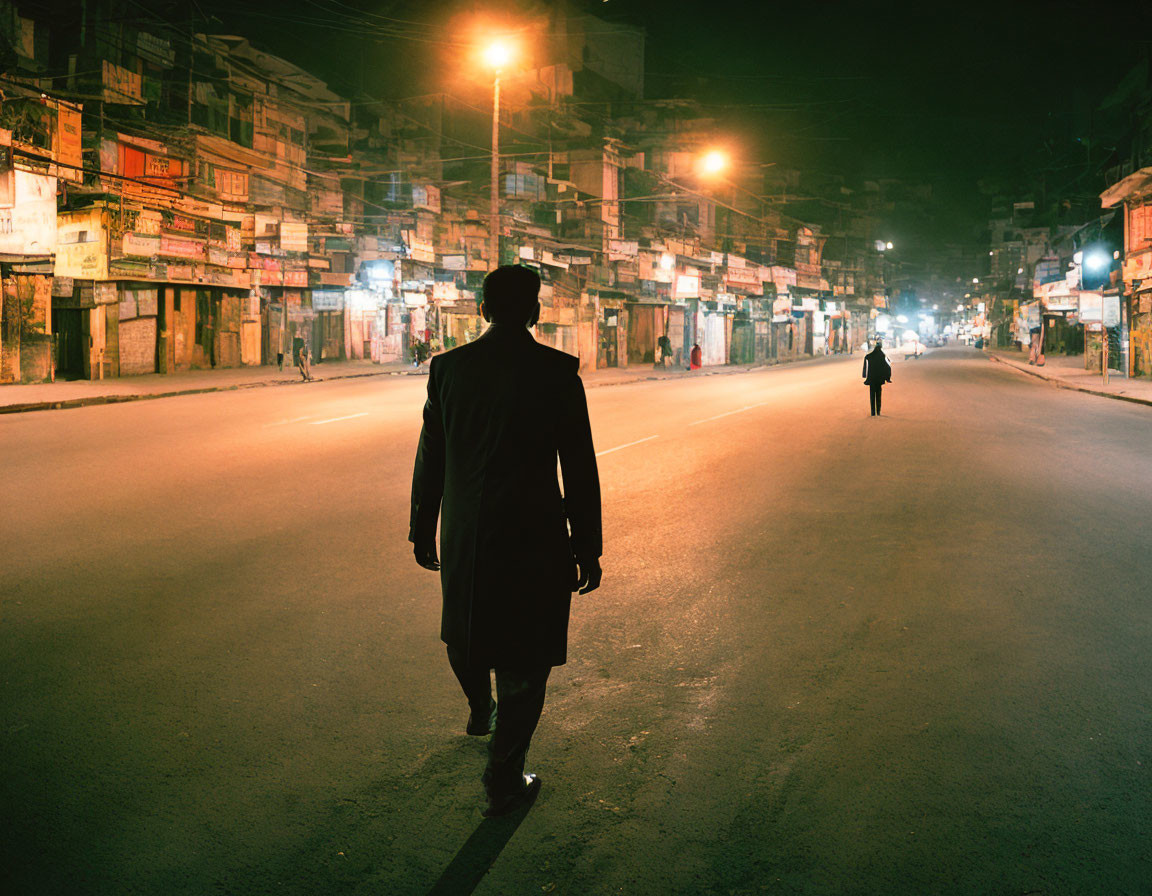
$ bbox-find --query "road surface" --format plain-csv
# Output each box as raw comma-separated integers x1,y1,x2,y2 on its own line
3,346,1150,895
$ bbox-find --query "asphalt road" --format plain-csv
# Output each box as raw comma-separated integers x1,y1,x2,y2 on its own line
3,346,1150,896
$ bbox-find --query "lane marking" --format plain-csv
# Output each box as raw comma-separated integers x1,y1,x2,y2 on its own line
264,415,314,427
688,401,770,426
310,412,370,425
596,434,658,457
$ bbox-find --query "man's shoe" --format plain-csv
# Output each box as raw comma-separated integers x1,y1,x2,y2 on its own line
466,699,497,736
482,773,541,817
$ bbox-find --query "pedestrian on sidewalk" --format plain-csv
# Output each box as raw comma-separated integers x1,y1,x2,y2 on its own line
410,264,603,818
862,337,891,416
294,336,313,382
689,342,702,370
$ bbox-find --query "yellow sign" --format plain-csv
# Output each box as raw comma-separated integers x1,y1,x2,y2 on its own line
55,208,109,279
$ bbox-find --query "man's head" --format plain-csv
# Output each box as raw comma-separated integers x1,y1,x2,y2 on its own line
480,265,541,327
874,337,883,348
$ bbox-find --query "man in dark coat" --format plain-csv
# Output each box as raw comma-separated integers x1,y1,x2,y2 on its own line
410,264,603,817
862,337,892,416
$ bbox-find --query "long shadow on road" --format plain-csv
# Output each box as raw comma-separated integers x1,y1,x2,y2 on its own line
425,794,540,896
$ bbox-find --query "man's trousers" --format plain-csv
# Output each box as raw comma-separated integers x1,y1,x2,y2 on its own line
446,645,551,798
869,384,883,416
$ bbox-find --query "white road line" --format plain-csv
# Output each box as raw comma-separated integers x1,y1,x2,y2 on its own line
309,412,370,425
596,434,659,457
688,401,770,426
264,415,314,427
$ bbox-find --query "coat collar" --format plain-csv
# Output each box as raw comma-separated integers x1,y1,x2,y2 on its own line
479,323,536,343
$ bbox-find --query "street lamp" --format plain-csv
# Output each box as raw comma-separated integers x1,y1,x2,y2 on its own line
699,149,729,177
483,38,514,270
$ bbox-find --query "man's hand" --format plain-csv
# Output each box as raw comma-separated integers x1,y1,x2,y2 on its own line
574,555,602,595
414,539,441,571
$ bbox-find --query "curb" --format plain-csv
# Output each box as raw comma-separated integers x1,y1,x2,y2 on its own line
0,367,401,416
988,353,1152,408
0,351,856,415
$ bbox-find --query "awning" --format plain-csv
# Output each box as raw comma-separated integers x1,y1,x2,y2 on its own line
1101,167,1152,208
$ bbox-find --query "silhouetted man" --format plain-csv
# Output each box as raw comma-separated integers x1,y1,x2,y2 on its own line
862,337,892,416
410,264,603,817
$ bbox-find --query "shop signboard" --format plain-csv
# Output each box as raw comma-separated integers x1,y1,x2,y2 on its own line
406,235,435,263
284,270,308,287
160,235,204,259
52,101,83,184
674,273,700,299
312,290,344,311
123,233,160,257
280,222,308,253
0,169,57,256
55,208,108,279
608,239,638,261
1104,294,1121,328
1079,292,1103,323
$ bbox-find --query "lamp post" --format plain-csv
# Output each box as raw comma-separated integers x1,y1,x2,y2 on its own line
483,40,512,270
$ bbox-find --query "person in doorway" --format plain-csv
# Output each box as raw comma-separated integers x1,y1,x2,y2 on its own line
294,335,313,382
862,337,891,416
656,334,673,369
410,264,602,818
689,342,702,370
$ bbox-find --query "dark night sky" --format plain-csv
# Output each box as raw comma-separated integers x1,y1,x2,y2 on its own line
133,0,1152,251
191,1,1141,175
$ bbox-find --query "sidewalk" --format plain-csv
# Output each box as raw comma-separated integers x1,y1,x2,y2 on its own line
0,359,414,415
987,348,1152,407
0,350,855,414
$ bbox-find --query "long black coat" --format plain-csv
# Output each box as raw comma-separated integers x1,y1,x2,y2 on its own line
409,325,602,668
862,347,892,385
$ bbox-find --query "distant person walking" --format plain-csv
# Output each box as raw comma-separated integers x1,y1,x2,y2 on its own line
689,342,702,370
410,264,602,818
862,337,891,416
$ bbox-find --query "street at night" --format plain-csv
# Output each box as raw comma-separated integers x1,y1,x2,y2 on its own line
4,349,1150,894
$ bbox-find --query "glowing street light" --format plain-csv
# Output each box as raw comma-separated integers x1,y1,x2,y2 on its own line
699,149,729,177
482,39,513,70
482,38,516,269
1084,250,1109,272
886,241,894,250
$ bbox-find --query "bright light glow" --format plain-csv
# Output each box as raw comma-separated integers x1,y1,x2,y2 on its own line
1073,250,1083,265
1018,267,1023,273
989,250,993,256
965,293,971,298
903,330,919,343
1084,251,1109,272
956,304,965,312
886,241,893,250
483,39,513,69
972,277,979,284
896,314,909,324
699,150,729,176
932,304,938,310
659,253,675,270
1114,250,1121,260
